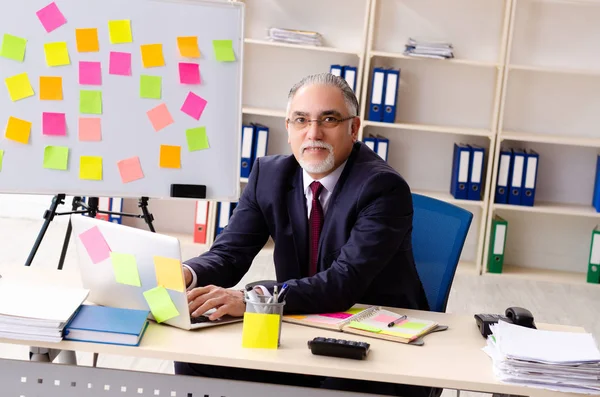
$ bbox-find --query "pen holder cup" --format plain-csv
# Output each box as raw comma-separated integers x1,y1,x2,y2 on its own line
242,295,285,349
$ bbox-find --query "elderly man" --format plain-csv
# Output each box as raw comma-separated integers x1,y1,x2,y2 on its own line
176,73,435,397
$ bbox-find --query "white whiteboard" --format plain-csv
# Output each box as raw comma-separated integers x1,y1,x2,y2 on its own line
0,0,244,200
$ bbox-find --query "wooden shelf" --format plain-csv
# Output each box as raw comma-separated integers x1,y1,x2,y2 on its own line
363,120,493,138
493,202,600,218
509,64,600,77
244,38,361,56
500,130,600,148
412,189,485,209
369,50,499,68
242,107,287,118
456,261,479,276
484,265,594,286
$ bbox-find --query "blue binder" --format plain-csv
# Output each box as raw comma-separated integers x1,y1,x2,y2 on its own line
330,64,342,77
363,136,377,152
252,123,269,160
508,149,526,205
109,198,123,224
450,143,471,200
342,65,357,92
382,68,399,123
467,145,485,201
240,125,255,178
593,155,600,212
495,148,512,204
375,136,389,162
368,68,386,122
522,149,539,207
215,202,231,236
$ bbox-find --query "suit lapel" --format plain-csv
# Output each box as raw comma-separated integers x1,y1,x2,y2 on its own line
287,167,308,277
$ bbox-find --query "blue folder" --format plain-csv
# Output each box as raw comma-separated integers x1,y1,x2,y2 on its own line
522,149,539,207
342,65,357,92
382,68,399,123
593,155,600,212
368,68,386,122
450,143,471,200
508,149,526,205
240,125,255,178
467,145,485,201
495,147,512,204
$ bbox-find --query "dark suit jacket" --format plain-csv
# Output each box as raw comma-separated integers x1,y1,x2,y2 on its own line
184,141,429,314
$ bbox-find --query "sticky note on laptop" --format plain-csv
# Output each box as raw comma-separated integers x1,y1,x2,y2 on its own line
111,252,141,287
78,225,111,264
143,286,179,323
153,256,184,292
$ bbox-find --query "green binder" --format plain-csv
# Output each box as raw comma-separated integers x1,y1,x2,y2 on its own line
487,215,507,274
587,226,600,284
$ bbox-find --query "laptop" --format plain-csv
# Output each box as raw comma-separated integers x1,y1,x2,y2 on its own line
70,214,242,330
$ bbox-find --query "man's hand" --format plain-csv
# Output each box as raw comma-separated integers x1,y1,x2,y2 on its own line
187,285,245,320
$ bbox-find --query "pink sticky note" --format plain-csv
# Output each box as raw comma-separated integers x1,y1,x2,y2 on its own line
147,103,174,132
373,314,400,324
181,92,207,120
42,112,67,136
79,61,102,85
78,117,101,141
36,2,67,33
179,62,201,84
78,226,111,264
320,312,354,320
109,51,131,76
117,156,144,183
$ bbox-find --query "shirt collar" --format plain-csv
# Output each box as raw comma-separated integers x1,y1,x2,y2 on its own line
302,160,347,196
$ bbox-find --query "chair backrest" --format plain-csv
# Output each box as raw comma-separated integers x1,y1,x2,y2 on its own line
411,193,473,313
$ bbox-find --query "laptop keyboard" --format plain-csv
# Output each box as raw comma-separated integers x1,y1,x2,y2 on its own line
190,315,213,324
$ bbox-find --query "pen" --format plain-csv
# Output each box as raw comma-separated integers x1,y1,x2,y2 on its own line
387,315,407,328
277,284,289,303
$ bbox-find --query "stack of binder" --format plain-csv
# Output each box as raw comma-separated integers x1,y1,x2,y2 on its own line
450,143,486,201
267,27,322,46
215,201,238,237
241,123,269,179
368,67,400,123
404,38,454,59
588,226,600,284
330,64,357,92
494,148,539,206
487,215,508,273
363,135,389,162
592,155,600,212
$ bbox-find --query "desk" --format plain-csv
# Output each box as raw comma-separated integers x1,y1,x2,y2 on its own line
0,265,587,397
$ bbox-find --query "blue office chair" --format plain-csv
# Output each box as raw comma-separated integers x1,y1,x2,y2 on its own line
411,193,473,313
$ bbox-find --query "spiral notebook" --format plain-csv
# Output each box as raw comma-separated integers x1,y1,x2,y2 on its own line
283,306,439,344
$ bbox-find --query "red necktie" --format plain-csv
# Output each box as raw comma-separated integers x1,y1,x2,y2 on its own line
309,181,324,276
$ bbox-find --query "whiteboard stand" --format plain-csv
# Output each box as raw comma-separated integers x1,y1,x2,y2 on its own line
24,194,156,270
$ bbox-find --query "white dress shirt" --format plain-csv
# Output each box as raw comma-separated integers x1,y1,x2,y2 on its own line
184,161,347,290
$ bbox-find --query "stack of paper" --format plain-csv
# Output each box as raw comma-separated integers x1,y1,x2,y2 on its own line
484,320,600,394
404,38,454,59
267,27,322,46
0,280,89,343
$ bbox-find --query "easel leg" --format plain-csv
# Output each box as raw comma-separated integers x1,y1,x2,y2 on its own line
57,197,82,271
24,194,65,267
138,197,156,232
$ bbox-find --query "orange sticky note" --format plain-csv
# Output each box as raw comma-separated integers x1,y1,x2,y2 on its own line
39,76,63,100
159,145,181,169
141,44,165,68
117,156,144,183
153,256,185,292
177,36,200,58
79,156,103,180
5,116,31,144
146,103,173,132
75,28,99,52
5,72,34,101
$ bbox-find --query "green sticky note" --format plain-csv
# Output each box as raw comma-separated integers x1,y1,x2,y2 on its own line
143,286,180,323
0,150,4,171
1,34,27,62
80,90,102,114
140,75,161,99
348,321,381,333
345,308,364,315
110,252,141,287
186,127,209,151
213,40,236,62
395,321,429,330
43,146,69,170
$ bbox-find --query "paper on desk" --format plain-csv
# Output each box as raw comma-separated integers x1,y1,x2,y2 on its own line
242,312,279,349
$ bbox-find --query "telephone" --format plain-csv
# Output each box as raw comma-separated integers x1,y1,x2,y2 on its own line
474,307,536,338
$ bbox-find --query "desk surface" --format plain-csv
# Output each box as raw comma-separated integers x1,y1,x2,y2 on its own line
0,265,587,397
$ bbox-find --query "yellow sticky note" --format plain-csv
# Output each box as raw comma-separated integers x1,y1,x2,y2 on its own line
40,76,63,100
44,42,70,66
111,252,141,287
141,44,165,68
177,36,200,58
79,156,102,180
5,72,34,101
345,308,365,315
153,256,184,292
159,145,181,169
143,286,180,323
0,150,4,172
76,28,99,52
108,20,132,44
242,312,280,349
5,116,31,144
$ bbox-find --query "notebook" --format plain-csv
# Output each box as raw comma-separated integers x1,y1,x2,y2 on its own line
64,305,150,346
283,306,440,344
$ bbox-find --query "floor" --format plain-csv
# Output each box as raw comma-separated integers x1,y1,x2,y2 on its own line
1,216,600,396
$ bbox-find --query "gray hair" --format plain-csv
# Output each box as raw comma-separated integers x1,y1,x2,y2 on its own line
286,73,359,117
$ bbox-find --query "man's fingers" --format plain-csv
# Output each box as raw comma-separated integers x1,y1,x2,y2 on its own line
208,304,230,321
186,285,216,302
192,295,228,317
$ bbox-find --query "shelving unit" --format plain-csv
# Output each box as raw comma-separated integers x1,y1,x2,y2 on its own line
482,0,600,285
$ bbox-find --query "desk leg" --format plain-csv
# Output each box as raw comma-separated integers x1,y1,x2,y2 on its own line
29,348,77,365
2,357,384,397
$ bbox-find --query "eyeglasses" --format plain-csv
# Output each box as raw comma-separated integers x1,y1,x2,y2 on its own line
287,115,355,131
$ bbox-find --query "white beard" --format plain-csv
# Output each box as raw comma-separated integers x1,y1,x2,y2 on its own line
299,150,335,174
